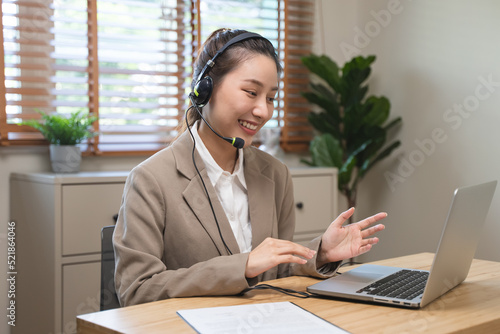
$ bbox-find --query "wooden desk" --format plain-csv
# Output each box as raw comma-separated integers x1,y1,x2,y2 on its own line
77,253,500,333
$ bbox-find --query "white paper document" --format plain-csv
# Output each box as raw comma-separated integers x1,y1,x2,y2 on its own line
177,301,350,334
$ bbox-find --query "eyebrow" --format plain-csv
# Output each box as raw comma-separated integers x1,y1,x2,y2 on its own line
243,79,279,91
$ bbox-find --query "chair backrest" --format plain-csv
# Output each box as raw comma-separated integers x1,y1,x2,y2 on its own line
100,225,120,311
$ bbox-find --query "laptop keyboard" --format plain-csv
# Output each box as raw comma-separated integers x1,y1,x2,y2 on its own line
356,269,429,300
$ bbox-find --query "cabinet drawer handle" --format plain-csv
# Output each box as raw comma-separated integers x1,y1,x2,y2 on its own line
296,202,304,209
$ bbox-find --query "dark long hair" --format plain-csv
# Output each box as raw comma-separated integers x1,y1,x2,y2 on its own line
176,28,282,137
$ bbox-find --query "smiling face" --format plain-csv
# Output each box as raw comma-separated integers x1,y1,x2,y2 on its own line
199,53,279,150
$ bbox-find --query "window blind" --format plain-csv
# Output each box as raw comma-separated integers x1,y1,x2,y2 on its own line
94,0,195,154
1,0,59,145
0,0,314,154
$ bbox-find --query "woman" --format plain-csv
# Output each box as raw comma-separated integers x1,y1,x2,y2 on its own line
113,28,386,307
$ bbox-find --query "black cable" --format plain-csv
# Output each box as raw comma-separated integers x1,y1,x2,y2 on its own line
185,106,233,256
188,95,227,144
240,260,367,298
240,284,314,299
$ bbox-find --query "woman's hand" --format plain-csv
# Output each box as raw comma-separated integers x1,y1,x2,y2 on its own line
317,208,387,267
245,237,316,278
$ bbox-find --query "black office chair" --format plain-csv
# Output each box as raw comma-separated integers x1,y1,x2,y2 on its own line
100,225,121,311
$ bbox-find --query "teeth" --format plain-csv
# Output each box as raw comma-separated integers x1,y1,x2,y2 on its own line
239,120,257,131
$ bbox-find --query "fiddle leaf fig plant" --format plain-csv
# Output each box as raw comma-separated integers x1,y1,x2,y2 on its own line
301,54,402,223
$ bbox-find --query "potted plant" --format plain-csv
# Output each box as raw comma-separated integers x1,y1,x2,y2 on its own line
300,54,402,225
21,110,98,173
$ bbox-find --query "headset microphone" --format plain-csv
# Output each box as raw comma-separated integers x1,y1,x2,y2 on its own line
229,136,245,149
188,94,245,149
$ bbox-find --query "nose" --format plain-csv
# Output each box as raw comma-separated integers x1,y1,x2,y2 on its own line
252,96,273,120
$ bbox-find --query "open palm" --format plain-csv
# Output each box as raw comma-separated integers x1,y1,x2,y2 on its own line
317,208,386,266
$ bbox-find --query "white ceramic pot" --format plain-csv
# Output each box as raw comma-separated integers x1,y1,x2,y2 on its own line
49,145,82,173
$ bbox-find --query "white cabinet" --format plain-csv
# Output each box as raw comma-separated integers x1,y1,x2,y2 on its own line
9,168,337,334
9,172,128,334
290,168,338,244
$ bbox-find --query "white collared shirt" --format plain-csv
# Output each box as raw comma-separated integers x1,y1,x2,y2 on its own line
190,122,252,253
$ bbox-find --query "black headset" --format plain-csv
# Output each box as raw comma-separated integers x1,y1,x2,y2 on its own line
189,32,267,108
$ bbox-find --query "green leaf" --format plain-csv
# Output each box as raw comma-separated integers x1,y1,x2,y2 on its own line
359,140,401,177
301,91,338,121
362,96,390,127
308,133,343,168
19,110,98,145
300,158,314,166
355,126,386,162
308,111,341,139
338,138,374,188
343,103,366,138
342,55,376,81
301,54,342,92
310,82,337,103
338,155,357,188
307,82,341,122
384,116,402,131
340,56,376,107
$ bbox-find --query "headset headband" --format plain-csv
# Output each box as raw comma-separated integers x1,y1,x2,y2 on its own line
194,32,265,84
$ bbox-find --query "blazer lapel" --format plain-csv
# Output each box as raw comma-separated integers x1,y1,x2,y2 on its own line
173,133,240,255
244,148,275,249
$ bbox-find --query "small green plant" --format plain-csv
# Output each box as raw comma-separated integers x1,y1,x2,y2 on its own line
300,54,402,223
21,110,98,145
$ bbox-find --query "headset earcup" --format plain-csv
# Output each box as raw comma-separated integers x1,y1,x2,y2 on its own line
192,76,213,107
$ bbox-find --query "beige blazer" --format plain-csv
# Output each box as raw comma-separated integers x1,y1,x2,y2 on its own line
114,131,337,306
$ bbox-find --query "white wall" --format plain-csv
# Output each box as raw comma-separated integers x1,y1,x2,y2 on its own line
315,0,500,263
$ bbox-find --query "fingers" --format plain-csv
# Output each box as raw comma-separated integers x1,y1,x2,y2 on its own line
246,238,316,278
268,238,316,261
362,236,380,246
361,223,385,239
357,236,381,255
331,207,355,228
358,243,373,255
356,212,388,230
331,208,387,231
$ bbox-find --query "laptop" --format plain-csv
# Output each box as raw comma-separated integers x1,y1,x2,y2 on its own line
307,180,497,308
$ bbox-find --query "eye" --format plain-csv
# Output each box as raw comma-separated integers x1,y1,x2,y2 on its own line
267,96,276,104
244,90,257,97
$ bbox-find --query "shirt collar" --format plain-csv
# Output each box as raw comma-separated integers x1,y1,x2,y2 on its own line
190,121,247,189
